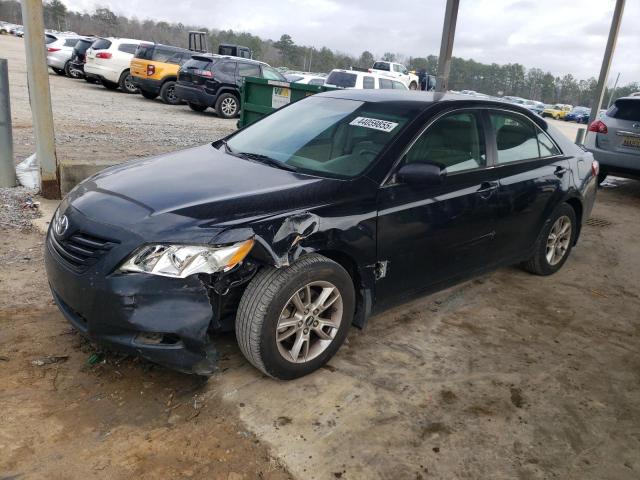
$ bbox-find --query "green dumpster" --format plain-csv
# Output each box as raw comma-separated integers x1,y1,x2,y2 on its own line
238,77,336,128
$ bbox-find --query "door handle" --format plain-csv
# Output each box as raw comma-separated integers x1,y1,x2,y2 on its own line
477,181,498,199
554,166,568,177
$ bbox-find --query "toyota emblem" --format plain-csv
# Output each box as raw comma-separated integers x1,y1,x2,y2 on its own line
53,213,69,237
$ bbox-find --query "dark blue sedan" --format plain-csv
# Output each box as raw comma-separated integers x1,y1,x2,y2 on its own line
565,106,591,123
45,90,599,379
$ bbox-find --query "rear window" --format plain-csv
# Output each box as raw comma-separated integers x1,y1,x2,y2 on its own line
45,34,57,44
326,71,357,88
607,100,640,122
75,39,93,53
182,58,215,71
118,43,138,54
134,43,154,60
92,38,112,50
372,62,390,71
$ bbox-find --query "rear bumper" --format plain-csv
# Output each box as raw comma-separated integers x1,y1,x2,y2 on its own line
585,133,640,172
175,83,216,107
44,207,218,375
85,64,120,83
132,76,163,94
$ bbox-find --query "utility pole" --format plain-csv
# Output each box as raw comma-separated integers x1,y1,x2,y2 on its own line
435,0,459,93
588,0,625,126
20,0,60,198
0,59,17,188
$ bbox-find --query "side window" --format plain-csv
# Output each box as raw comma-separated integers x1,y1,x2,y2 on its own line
490,113,540,164
309,78,325,86
118,43,138,54
217,61,237,76
537,130,561,157
165,52,183,65
392,81,405,90
261,66,285,81
379,78,393,89
405,112,486,174
392,64,401,73
238,63,261,77
362,76,375,89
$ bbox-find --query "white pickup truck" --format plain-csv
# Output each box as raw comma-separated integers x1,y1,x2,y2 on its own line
370,61,420,90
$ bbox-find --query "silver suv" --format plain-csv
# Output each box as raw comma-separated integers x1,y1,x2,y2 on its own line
585,97,640,184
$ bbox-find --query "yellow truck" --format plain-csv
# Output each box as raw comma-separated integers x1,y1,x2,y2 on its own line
542,104,573,120
130,43,192,104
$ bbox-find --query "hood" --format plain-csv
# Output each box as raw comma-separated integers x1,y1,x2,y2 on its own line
66,144,345,231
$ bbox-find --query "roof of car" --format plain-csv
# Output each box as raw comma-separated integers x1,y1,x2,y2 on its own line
314,89,549,126
189,53,267,66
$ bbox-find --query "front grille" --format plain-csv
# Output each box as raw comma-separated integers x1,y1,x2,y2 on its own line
48,231,119,272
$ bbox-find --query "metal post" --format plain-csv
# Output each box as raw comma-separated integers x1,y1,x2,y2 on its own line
607,72,620,109
21,0,60,198
588,0,625,126
435,0,460,93
0,59,17,188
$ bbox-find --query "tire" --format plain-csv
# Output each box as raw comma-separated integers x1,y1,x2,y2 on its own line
64,61,80,79
521,203,577,276
597,170,608,185
215,92,240,119
119,70,138,94
140,89,158,100
188,102,208,112
52,67,65,76
409,81,418,90
160,80,181,105
101,79,119,90
236,254,355,380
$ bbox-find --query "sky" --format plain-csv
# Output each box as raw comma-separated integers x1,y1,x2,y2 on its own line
64,0,639,84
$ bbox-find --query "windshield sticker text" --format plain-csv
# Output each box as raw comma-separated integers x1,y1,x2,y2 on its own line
349,117,398,132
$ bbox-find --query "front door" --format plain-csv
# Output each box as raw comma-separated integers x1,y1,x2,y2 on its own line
376,110,499,305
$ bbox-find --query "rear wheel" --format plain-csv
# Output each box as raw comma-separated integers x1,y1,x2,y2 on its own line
236,254,355,380
522,203,576,276
140,89,158,100
51,67,65,76
64,61,81,79
119,70,138,94
160,80,181,105
215,93,239,119
188,102,208,112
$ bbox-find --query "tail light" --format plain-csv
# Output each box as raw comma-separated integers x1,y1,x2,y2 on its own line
96,52,112,59
591,160,600,177
367,68,372,73
147,64,155,76
194,69,213,78
588,120,608,134
47,47,60,52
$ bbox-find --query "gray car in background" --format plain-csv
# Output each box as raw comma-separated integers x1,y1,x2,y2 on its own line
585,97,640,184
45,33,84,76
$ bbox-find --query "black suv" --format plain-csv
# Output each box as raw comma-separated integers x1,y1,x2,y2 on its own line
175,55,286,118
67,37,96,79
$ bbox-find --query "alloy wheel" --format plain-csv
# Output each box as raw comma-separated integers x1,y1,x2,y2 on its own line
546,215,572,265
166,85,177,102
276,281,343,363
220,97,237,116
124,74,137,93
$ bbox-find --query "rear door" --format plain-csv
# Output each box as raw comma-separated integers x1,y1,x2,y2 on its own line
376,109,500,303
487,109,571,261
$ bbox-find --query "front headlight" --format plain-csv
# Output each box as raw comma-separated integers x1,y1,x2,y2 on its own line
119,239,254,278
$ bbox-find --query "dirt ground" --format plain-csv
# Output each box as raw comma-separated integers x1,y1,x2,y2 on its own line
2,34,640,480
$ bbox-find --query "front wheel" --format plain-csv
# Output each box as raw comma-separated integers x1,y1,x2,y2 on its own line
521,203,576,276
236,254,355,380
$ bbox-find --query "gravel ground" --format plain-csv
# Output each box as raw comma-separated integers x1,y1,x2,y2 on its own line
2,35,236,166
0,186,41,231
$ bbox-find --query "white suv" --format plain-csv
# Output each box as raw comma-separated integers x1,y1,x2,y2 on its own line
84,37,145,93
45,33,85,77
324,69,408,90
370,61,420,90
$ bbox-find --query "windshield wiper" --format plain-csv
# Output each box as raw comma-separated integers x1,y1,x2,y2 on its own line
236,152,299,172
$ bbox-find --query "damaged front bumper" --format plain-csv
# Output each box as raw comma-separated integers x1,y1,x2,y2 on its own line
44,208,220,375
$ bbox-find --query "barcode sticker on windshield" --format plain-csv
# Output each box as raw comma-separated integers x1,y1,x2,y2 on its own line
349,117,398,132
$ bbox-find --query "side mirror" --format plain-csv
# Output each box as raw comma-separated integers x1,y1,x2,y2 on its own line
396,162,445,186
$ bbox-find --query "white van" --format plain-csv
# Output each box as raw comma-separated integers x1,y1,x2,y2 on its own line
324,69,408,90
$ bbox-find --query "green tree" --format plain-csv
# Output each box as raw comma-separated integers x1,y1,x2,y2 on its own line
357,50,375,68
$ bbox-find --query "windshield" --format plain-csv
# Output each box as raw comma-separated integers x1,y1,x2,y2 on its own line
225,96,418,178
